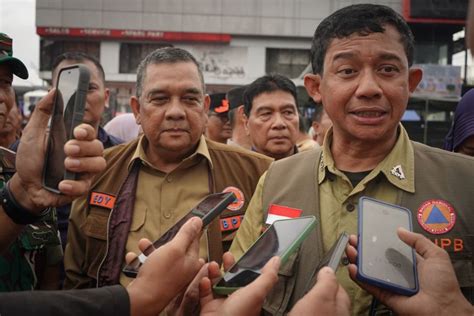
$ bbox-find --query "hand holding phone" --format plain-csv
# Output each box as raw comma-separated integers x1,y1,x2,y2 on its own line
213,216,317,295
122,191,236,277
42,64,90,193
356,197,419,296
304,232,349,293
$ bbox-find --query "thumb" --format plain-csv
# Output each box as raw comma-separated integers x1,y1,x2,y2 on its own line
25,88,56,130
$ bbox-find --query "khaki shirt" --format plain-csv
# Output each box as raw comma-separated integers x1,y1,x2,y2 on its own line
120,135,212,286
230,126,416,315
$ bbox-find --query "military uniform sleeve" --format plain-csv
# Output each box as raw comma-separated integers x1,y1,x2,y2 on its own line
0,285,130,316
229,172,267,260
63,196,95,289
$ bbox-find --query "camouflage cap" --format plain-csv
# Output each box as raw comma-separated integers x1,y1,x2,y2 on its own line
0,33,28,79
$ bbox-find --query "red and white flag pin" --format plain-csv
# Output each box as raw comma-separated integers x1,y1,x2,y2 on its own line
265,204,302,225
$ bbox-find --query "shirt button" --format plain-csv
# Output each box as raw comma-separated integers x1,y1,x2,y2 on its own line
163,212,172,219
341,257,350,266
166,176,172,183
346,203,355,212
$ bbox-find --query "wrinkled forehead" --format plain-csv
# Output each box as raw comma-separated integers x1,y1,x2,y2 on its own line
144,61,205,92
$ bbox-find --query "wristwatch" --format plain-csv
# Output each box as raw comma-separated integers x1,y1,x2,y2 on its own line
0,182,50,225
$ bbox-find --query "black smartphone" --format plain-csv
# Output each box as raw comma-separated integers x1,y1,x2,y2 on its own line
356,197,419,296
213,216,317,295
304,232,349,293
122,191,236,278
42,64,90,193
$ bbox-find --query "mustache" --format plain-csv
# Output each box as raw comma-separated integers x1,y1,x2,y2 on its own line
160,126,190,132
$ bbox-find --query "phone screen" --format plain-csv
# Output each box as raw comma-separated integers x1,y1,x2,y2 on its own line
122,192,236,277
358,197,418,294
215,216,316,290
43,66,87,192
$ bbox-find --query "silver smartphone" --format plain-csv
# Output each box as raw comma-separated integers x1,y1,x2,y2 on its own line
357,197,419,296
42,64,90,193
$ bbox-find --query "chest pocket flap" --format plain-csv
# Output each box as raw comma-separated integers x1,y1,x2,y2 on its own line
83,209,109,240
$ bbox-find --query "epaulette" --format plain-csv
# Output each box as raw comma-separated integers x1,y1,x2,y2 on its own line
0,146,16,174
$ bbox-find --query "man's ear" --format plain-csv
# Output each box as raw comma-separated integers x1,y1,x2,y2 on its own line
408,68,423,93
130,96,141,124
243,113,250,136
304,73,323,103
203,94,210,114
104,88,110,108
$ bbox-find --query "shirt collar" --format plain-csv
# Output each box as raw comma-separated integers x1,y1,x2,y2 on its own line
318,124,415,193
128,134,213,171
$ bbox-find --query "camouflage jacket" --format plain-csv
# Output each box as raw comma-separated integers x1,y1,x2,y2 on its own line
0,147,62,291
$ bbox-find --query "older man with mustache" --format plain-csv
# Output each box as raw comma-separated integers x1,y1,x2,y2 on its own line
64,47,272,291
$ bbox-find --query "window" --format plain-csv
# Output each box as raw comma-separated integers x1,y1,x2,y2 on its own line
266,48,310,78
119,43,171,73
40,40,100,71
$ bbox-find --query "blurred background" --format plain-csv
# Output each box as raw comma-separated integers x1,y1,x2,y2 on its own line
1,0,471,148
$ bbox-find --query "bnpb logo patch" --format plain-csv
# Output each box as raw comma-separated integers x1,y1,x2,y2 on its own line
417,199,456,235
222,186,244,211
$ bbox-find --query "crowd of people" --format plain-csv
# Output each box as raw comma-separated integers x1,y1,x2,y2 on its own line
0,3,473,316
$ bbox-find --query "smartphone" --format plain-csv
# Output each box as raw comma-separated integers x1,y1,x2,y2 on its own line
356,197,419,296
42,64,90,193
303,232,349,293
122,191,236,278
213,216,317,295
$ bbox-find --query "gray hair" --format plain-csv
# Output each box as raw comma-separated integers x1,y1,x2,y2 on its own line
135,47,205,98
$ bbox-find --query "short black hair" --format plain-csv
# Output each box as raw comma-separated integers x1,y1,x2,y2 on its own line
52,52,105,82
136,47,204,97
311,4,414,75
243,74,297,116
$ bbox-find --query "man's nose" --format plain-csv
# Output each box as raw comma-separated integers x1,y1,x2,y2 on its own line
165,98,186,120
271,112,287,129
355,70,383,99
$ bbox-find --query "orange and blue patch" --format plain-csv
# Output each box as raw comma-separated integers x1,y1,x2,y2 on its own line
417,199,456,235
222,186,245,211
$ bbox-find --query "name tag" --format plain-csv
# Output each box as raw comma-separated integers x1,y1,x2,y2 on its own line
89,192,116,210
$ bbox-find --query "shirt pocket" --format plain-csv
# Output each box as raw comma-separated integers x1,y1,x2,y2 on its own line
129,207,147,232
449,235,474,288
82,208,109,278
263,250,300,316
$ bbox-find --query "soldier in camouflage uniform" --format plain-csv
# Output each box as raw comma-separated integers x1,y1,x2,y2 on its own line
0,33,62,291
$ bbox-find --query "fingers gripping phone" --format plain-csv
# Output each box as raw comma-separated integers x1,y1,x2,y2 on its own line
356,197,419,296
304,232,349,293
213,216,317,295
42,64,90,193
122,191,236,278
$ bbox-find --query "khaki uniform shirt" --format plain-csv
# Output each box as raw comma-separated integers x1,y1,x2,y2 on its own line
230,126,416,315
120,135,211,286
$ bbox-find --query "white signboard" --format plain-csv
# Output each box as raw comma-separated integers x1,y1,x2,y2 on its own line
179,45,248,84
413,64,462,100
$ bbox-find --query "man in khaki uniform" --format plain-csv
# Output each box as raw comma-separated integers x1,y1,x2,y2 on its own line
64,47,272,289
243,74,300,160
230,4,474,315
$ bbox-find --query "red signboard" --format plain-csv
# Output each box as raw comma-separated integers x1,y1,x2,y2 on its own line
402,0,466,25
37,27,231,43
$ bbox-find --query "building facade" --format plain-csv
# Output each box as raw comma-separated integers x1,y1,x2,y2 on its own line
36,0,466,114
